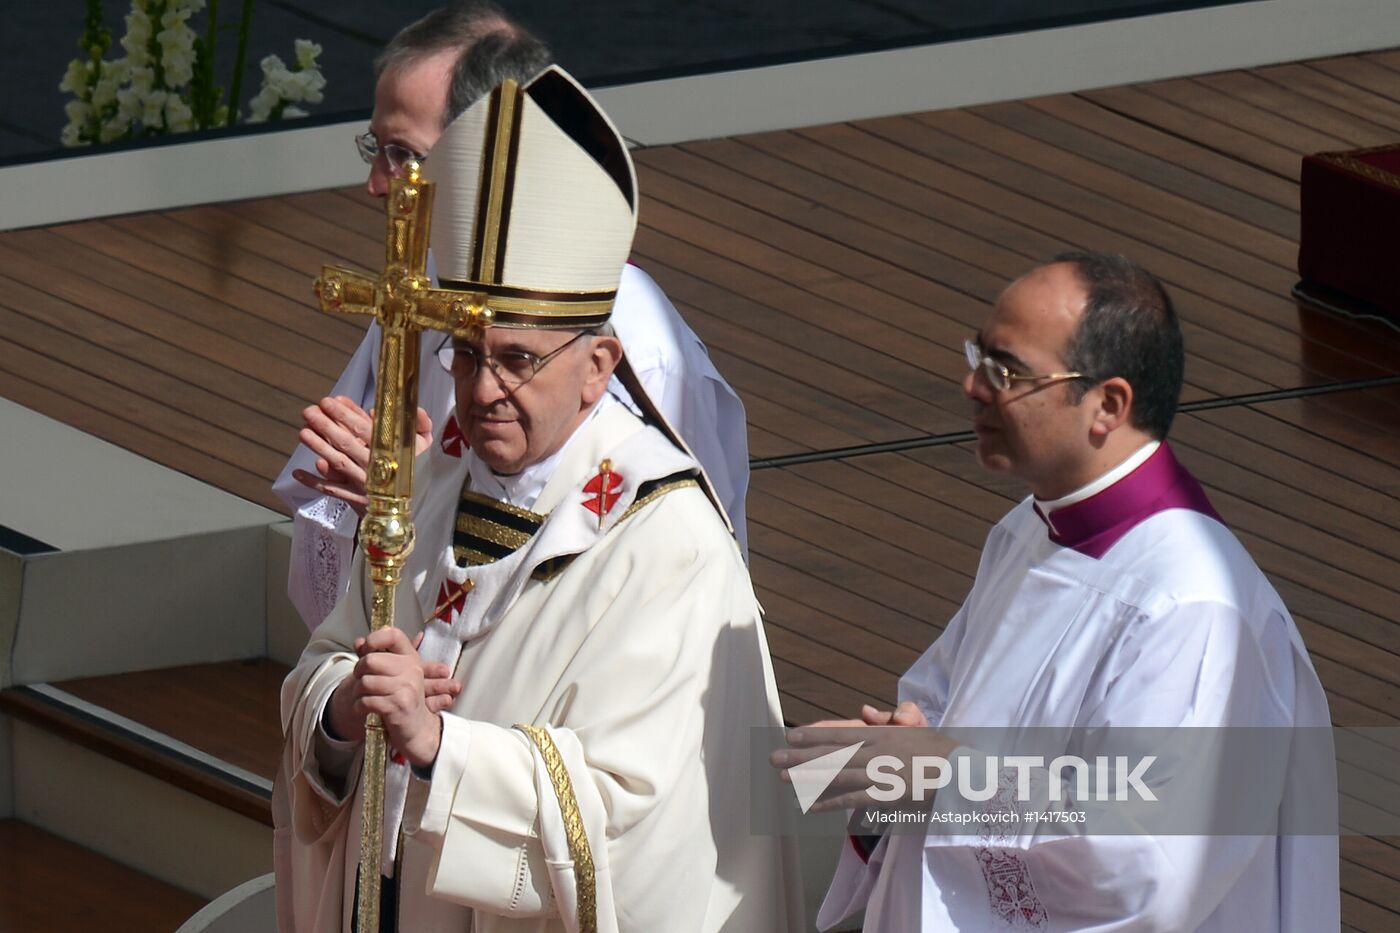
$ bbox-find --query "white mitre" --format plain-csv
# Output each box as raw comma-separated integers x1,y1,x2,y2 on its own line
424,65,638,330
422,66,734,534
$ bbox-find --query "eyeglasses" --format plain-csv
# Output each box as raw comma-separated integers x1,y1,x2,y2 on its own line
436,331,594,387
964,339,1088,392
354,129,426,176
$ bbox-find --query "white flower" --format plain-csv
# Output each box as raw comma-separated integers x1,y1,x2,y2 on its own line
61,1,325,139
125,8,151,33
122,9,152,65
162,41,196,87
59,58,90,94
64,99,93,124
164,60,194,88
157,19,198,87
129,66,155,94
142,89,169,128
105,58,133,85
115,65,156,123
260,53,288,78
294,39,322,70
99,115,130,143
164,95,195,132
262,66,299,102
116,85,145,122
246,85,279,123
157,24,197,52
160,7,193,30
91,76,119,109
282,69,324,103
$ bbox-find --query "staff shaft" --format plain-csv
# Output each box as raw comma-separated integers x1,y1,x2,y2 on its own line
354,320,422,932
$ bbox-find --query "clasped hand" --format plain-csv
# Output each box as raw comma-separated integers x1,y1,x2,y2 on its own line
326,628,463,769
770,702,958,812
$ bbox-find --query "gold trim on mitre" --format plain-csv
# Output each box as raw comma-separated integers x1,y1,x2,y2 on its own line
471,82,521,284
424,66,638,333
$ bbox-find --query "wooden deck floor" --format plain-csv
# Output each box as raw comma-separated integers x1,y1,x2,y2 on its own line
0,820,204,933
2,48,1398,929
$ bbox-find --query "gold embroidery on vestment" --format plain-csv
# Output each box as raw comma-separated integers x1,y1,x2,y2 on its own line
531,556,573,582
453,488,547,567
516,725,597,933
458,489,547,523
455,512,533,550
619,478,700,523
452,545,498,568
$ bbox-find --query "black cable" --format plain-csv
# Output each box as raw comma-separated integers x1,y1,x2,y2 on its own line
749,374,1400,471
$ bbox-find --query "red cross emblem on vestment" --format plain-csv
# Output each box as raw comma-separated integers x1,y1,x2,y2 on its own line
432,580,470,624
440,416,466,457
582,459,622,528
391,749,407,766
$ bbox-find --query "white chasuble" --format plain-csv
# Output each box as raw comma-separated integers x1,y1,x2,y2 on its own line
276,403,802,933
819,443,1337,933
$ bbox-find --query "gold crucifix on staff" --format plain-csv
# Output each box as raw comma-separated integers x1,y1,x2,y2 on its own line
306,74,625,932
311,159,497,933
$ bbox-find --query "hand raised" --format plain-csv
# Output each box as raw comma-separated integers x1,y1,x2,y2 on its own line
292,396,434,516
859,701,928,727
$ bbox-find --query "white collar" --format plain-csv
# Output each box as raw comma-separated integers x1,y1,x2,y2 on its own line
1035,439,1160,513
466,393,618,510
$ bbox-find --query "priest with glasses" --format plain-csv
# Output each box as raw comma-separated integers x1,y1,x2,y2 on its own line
275,66,801,933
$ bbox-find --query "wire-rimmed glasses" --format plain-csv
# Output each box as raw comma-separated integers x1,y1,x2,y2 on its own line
435,331,595,387
354,129,426,177
963,339,1088,392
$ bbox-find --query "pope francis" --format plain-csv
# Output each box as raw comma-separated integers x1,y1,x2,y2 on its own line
274,66,802,933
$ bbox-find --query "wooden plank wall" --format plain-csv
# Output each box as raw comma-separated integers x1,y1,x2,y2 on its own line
1,48,1398,929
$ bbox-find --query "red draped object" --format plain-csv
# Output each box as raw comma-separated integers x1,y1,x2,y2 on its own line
1298,143,1400,318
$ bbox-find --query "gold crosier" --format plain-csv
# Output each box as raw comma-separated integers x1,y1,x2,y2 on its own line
311,162,497,933
309,79,616,932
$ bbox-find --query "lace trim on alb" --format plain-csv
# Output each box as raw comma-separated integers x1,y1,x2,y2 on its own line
301,495,355,623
